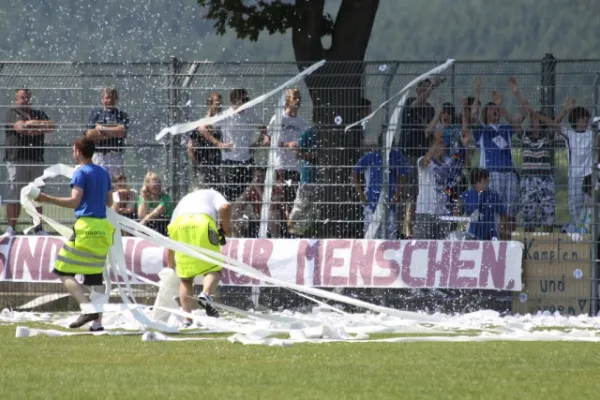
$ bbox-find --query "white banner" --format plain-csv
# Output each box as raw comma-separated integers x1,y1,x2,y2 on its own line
0,236,523,290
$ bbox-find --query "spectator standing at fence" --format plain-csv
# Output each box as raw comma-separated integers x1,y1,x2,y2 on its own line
413,133,452,239
469,81,526,234
534,99,595,232
210,88,266,205
269,88,310,237
516,105,558,233
397,77,446,238
85,86,129,177
3,88,55,236
288,127,320,237
460,168,509,240
188,92,223,189
32,137,114,331
137,172,174,236
351,135,409,239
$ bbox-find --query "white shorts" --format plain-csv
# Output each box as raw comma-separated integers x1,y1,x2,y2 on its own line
363,207,397,239
489,171,519,218
92,152,124,178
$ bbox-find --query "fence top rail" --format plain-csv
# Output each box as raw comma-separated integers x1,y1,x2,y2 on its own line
2,58,600,66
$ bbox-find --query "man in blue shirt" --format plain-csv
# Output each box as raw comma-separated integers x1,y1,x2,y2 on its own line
460,168,508,240
85,86,129,178
352,148,409,238
35,137,115,331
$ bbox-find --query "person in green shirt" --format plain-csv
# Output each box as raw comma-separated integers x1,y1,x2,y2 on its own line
137,172,174,236
288,127,319,236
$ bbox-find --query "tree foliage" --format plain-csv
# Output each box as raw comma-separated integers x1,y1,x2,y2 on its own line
198,0,334,42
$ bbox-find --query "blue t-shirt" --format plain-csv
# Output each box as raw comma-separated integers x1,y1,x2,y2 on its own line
71,164,112,218
298,127,318,184
473,124,515,172
353,150,409,211
461,188,506,240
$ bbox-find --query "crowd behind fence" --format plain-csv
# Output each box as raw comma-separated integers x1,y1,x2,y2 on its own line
1,55,599,315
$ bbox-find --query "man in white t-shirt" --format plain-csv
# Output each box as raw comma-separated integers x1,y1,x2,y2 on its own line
214,88,267,203
268,89,310,237
166,187,231,327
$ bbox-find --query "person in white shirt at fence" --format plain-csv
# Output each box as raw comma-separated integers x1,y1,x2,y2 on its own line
268,88,309,237
85,86,129,178
166,186,231,328
210,88,267,204
534,99,596,232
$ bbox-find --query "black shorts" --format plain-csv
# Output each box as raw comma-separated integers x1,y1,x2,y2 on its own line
281,170,300,206
53,269,104,286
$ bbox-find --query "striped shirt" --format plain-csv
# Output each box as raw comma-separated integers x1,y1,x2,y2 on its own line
521,131,552,176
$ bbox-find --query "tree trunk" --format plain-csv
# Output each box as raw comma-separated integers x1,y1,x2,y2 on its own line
292,0,379,238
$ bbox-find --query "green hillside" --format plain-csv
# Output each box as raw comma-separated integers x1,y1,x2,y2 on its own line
1,0,599,62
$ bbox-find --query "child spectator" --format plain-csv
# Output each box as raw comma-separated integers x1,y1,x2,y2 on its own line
413,134,452,239
137,172,174,236
111,173,137,236
534,99,595,232
518,108,558,232
467,80,527,233
351,137,409,239
234,168,282,238
288,127,319,237
460,168,508,240
112,173,137,219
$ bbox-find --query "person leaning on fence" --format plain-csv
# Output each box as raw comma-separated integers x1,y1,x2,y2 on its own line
188,92,223,189
85,86,129,177
167,185,232,327
269,88,310,237
288,126,320,237
351,135,409,239
459,168,509,241
137,172,174,236
3,88,55,236
32,137,115,331
396,76,446,238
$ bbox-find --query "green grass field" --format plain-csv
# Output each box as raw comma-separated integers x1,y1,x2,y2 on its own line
0,324,598,400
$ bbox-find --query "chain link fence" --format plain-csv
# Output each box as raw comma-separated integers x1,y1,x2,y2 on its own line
1,55,599,315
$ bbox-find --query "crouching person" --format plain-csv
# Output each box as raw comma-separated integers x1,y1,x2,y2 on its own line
166,186,231,327
34,137,114,331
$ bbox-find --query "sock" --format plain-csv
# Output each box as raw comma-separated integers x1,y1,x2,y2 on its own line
91,320,103,330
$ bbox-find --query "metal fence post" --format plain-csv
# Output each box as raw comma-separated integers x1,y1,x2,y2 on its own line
167,57,179,201
380,63,399,241
540,53,557,118
591,73,600,316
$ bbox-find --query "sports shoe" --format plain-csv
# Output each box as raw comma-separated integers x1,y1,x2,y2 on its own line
69,313,100,329
3,226,15,237
180,319,194,329
89,325,105,332
197,292,219,318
